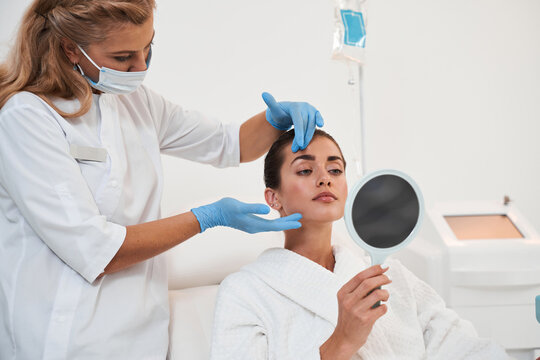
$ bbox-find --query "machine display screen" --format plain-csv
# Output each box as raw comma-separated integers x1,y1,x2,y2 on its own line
444,214,524,240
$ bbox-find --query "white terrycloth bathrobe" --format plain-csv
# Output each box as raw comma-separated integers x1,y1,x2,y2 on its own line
210,245,508,360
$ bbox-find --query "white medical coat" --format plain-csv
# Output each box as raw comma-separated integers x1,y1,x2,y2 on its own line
211,245,508,360
0,86,239,359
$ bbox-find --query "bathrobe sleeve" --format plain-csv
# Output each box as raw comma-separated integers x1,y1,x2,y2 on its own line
210,273,269,360
397,263,509,359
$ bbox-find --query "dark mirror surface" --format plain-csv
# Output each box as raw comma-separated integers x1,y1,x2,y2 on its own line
352,174,419,249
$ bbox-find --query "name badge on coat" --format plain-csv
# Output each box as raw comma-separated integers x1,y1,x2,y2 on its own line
69,144,108,162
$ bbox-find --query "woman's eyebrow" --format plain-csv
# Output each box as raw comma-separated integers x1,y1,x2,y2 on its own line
291,154,315,164
290,154,344,165
110,31,155,55
328,155,344,164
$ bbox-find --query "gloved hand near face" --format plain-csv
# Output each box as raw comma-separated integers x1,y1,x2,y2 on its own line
191,197,302,234
262,92,324,152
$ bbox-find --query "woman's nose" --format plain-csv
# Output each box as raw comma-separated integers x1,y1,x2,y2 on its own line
130,51,149,72
318,176,331,187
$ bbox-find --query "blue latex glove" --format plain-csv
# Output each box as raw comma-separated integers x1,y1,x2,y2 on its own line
191,197,302,234
262,92,324,152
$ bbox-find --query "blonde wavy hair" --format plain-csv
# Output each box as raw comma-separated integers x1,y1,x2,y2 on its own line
0,0,156,118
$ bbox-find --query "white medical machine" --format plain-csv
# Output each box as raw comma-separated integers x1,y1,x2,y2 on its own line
394,199,540,357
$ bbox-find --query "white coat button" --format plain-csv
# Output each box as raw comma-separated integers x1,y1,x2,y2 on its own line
111,180,118,188
56,315,66,323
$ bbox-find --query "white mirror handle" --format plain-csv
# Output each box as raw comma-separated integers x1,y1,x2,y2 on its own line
369,252,388,266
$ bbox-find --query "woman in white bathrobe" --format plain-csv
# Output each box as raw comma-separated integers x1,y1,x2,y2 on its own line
210,129,508,360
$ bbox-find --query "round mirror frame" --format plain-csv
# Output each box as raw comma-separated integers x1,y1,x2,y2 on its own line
344,169,425,265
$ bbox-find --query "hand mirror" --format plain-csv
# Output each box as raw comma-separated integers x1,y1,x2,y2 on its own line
344,169,424,266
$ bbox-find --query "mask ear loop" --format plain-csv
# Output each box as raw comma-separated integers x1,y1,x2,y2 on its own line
75,64,86,76
74,45,102,86
76,45,101,71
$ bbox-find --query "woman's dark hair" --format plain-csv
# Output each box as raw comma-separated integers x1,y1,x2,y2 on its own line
264,129,346,189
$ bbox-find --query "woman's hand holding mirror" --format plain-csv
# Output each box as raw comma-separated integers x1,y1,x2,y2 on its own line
320,265,391,360
344,169,424,310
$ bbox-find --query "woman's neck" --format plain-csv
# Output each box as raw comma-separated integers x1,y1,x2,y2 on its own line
283,222,335,272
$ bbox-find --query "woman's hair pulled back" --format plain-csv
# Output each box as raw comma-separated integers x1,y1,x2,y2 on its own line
264,129,346,190
0,0,156,118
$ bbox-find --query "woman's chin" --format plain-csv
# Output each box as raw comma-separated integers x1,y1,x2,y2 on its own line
300,212,343,225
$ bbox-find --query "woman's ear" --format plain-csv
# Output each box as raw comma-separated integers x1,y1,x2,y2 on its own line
61,38,81,65
264,188,282,210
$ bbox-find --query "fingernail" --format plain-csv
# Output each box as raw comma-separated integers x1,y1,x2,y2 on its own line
381,264,389,270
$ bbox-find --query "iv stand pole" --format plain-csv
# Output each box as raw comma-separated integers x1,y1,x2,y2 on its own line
348,62,366,179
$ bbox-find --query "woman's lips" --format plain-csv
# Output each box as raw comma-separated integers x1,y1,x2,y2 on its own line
313,192,337,202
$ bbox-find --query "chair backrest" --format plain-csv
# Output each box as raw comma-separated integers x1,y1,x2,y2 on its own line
167,229,285,290
168,285,219,360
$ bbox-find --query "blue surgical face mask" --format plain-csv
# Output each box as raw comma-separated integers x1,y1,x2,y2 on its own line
76,45,151,95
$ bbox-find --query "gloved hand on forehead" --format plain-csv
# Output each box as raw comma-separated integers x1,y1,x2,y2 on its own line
262,92,324,152
191,197,302,234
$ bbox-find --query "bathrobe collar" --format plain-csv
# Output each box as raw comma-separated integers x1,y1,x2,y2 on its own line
242,245,368,327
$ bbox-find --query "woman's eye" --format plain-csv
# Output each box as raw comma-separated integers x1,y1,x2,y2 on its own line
329,169,343,175
297,169,312,175
114,55,132,62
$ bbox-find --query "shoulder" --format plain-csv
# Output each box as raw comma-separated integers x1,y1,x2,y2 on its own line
1,92,50,115
219,266,265,296
220,269,257,287
0,92,67,135
215,269,271,320
120,85,185,128
217,249,286,302
0,91,81,123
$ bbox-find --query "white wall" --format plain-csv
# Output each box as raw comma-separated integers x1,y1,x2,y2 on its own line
1,0,539,280
363,0,540,226
140,0,540,286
